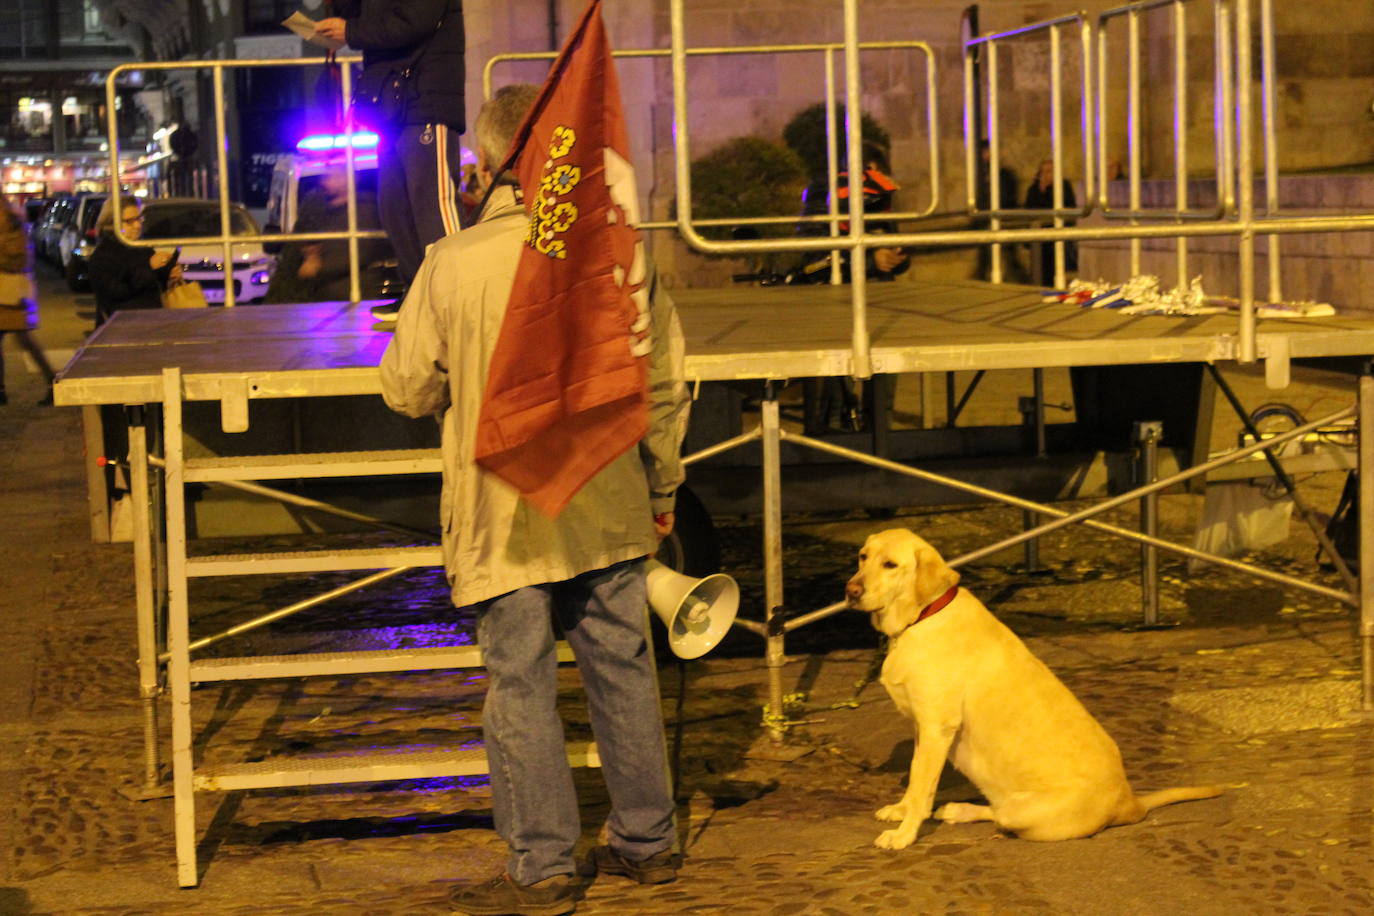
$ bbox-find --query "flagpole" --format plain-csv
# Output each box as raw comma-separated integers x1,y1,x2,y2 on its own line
473,0,605,220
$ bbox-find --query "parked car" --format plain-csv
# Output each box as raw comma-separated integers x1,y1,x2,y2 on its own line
23,197,49,225
60,193,107,290
31,194,75,263
139,198,276,303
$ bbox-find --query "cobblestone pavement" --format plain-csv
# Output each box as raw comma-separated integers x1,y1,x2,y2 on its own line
4,283,1373,914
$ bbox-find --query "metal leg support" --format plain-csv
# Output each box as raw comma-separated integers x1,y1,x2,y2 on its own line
1021,370,1049,572
161,370,199,886
1360,376,1374,710
81,406,111,542
126,407,170,799
1135,421,1163,627
761,388,787,741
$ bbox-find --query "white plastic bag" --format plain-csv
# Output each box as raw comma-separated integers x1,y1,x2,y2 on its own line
1190,478,1293,572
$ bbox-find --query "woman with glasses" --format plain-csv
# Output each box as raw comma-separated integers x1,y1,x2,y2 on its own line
87,197,181,328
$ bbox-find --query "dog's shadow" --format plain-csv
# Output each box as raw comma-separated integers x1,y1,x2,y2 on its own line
878,738,983,812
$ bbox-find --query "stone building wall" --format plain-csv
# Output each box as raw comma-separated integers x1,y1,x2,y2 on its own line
466,0,1374,289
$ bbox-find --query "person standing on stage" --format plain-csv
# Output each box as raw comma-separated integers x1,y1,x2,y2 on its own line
1024,158,1079,286
314,0,466,318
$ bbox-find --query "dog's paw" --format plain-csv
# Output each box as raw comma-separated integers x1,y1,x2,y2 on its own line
875,803,906,822
874,826,916,850
934,802,986,824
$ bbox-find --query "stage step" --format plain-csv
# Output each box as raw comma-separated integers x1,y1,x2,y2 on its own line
183,449,442,482
194,741,601,791
189,643,575,682
185,545,443,577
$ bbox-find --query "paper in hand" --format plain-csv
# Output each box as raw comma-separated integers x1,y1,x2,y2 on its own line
282,11,343,51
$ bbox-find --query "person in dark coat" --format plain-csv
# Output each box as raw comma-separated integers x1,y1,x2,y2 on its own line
788,152,910,435
1024,158,1079,285
265,168,391,304
315,0,466,302
86,196,179,328
974,141,1027,282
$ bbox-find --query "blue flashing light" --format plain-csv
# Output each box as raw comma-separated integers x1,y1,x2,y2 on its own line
296,131,380,152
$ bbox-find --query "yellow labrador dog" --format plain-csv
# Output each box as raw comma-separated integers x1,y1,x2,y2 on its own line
846,529,1222,850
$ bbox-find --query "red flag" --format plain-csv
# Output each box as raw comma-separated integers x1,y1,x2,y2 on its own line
474,0,651,517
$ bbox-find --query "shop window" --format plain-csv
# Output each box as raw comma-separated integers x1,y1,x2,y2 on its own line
1,94,54,152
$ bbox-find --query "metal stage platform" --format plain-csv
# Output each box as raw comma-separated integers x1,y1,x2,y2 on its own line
59,282,1374,400
58,0,1374,889
55,239,1374,899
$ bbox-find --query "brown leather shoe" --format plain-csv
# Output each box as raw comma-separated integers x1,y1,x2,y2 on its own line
587,845,681,885
447,872,576,916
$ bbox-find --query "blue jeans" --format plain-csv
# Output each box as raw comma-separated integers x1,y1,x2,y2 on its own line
475,558,676,885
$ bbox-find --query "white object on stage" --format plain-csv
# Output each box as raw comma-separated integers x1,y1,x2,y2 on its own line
645,559,739,659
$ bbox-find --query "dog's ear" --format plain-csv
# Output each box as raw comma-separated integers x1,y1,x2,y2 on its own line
912,543,960,607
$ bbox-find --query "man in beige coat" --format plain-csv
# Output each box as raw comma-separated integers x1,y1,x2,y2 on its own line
379,84,691,916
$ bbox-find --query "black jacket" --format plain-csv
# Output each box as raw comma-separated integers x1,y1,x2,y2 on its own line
1024,179,1077,212
338,0,465,131
88,234,174,327
265,188,390,304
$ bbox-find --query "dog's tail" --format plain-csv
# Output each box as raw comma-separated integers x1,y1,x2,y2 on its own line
1136,785,1225,812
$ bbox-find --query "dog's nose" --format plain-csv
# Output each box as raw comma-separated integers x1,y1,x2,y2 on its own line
845,581,863,602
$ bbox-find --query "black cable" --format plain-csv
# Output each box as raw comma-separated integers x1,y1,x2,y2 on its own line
671,659,687,801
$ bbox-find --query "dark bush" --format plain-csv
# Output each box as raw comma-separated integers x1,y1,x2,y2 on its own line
684,136,808,243
783,103,891,181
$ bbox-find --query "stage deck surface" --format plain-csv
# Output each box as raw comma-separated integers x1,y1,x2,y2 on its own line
53,280,1374,407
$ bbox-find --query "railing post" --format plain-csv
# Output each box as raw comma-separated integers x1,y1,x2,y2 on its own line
1359,375,1374,710
211,65,236,308
1135,420,1164,627
760,386,787,741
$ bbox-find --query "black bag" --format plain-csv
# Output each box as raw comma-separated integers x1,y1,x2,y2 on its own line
1322,471,1360,573
351,66,417,130
348,10,444,131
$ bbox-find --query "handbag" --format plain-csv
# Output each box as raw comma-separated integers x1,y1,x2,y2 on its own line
1321,471,1360,573
351,66,417,129
0,271,38,331
163,278,209,309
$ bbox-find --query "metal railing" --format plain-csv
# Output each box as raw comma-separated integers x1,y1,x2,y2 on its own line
964,11,1095,288
485,37,942,266
659,0,1374,369
105,56,383,308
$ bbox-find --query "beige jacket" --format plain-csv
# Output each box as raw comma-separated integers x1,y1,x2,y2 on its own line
380,186,691,608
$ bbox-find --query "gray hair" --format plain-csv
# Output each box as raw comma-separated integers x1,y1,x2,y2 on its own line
475,83,541,169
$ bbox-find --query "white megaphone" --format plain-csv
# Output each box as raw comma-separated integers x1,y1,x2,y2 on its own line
645,559,739,659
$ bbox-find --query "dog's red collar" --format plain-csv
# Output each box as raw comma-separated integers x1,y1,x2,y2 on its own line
892,586,959,639
917,585,959,623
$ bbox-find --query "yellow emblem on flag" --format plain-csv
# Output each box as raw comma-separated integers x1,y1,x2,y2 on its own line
529,126,581,260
